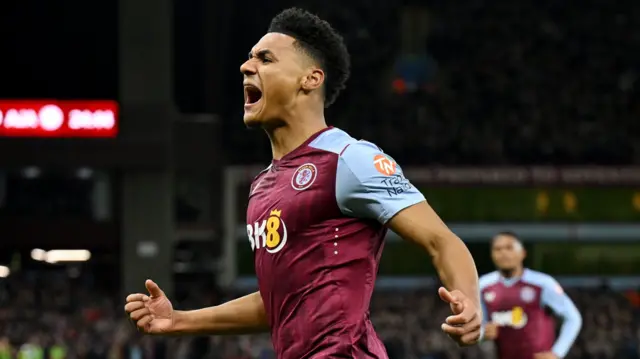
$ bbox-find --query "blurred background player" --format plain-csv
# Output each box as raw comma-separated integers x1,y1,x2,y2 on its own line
480,232,583,359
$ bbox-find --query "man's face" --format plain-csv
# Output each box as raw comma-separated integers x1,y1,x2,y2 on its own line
240,33,308,128
491,234,525,271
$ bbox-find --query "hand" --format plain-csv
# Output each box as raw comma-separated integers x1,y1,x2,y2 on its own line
124,279,174,334
483,322,499,340
438,287,482,346
534,352,559,359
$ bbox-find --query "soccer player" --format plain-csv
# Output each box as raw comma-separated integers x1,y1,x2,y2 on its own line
125,8,482,358
479,232,582,359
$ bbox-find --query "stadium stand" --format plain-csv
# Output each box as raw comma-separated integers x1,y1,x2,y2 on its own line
1,0,638,358
1,272,639,358
224,0,640,165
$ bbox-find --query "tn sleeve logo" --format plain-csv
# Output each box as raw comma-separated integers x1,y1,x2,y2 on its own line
373,154,396,176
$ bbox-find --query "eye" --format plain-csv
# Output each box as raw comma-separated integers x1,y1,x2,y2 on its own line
262,58,272,63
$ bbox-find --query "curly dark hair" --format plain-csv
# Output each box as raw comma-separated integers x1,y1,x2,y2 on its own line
268,7,351,108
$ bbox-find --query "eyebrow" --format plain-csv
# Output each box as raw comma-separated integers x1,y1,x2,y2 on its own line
248,49,277,60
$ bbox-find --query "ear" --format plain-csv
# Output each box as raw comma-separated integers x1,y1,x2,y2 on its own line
301,68,324,92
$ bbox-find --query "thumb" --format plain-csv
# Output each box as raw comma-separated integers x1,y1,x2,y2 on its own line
438,287,458,304
145,279,164,298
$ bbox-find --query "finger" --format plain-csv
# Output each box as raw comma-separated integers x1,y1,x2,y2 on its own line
446,309,475,325
441,321,479,337
441,323,466,336
136,315,153,330
129,308,151,321
145,279,165,298
460,330,482,345
442,315,481,336
124,301,146,314
126,293,149,303
438,287,458,304
446,313,468,325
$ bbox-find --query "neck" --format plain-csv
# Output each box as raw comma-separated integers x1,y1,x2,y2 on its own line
266,104,327,160
500,266,524,279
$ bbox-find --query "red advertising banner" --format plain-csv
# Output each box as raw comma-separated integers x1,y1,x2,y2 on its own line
0,100,118,138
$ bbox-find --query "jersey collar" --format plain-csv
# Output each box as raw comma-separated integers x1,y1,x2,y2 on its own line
272,126,334,166
499,268,528,287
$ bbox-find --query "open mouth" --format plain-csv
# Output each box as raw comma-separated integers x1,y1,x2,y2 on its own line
244,85,263,105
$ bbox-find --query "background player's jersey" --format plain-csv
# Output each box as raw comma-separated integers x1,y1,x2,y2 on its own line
480,269,582,359
246,127,425,359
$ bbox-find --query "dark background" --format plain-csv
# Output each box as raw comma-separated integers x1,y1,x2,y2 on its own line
1,1,640,358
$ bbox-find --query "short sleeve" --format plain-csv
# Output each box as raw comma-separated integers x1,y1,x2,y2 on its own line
335,141,426,224
540,277,575,316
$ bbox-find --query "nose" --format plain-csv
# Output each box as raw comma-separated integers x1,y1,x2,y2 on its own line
240,59,257,76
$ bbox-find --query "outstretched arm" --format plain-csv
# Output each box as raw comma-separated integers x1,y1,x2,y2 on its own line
387,202,481,319
173,291,269,335
335,142,481,345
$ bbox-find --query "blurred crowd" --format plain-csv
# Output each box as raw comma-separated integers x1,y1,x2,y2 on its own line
227,0,640,165
2,269,640,359
2,1,640,359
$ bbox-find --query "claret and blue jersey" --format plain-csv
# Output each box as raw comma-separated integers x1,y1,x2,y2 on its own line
479,268,583,359
245,127,426,359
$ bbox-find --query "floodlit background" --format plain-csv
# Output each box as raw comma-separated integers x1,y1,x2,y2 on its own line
0,0,639,358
